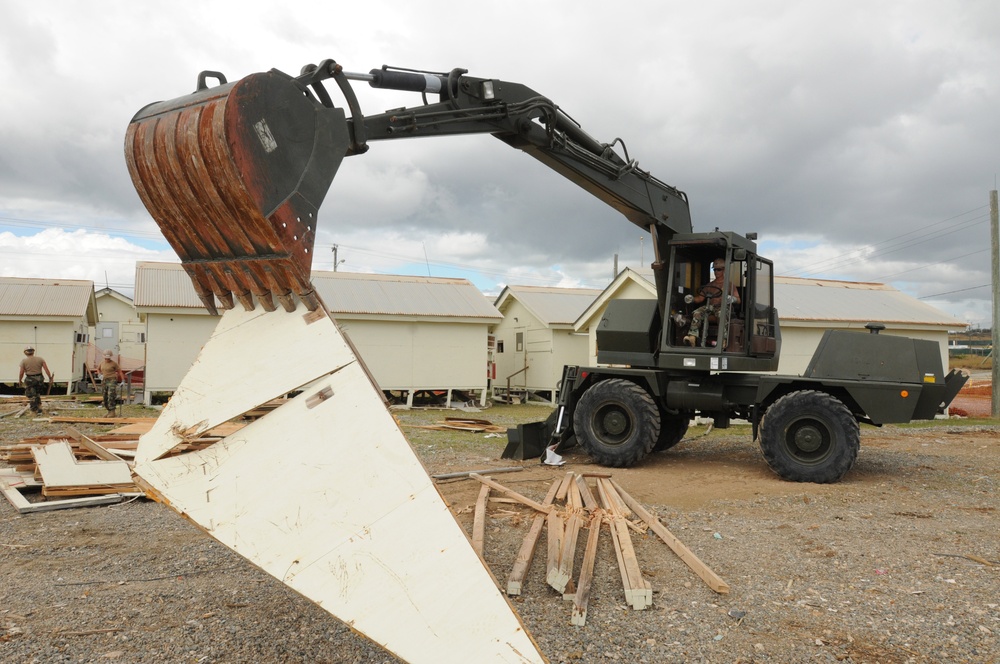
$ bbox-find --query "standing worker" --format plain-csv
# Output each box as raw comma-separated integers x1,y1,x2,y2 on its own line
18,346,53,415
99,350,125,417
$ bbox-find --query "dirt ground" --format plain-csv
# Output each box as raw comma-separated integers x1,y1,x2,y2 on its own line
2,392,998,663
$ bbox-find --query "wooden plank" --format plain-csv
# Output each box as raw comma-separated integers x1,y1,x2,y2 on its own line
133,302,546,664
431,467,522,480
575,474,599,511
555,471,574,502
469,474,551,515
63,426,124,462
472,483,490,556
506,478,560,595
0,474,32,512
611,479,730,595
545,508,564,589
0,474,127,514
48,416,154,424
598,478,650,610
548,481,584,593
571,509,604,626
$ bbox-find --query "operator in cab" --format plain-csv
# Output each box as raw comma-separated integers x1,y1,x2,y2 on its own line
684,258,740,347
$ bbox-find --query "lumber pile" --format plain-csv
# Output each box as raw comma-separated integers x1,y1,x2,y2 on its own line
466,471,729,626
0,420,246,514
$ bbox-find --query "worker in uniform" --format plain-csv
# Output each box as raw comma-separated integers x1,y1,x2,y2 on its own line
18,346,53,414
684,259,740,347
99,350,125,417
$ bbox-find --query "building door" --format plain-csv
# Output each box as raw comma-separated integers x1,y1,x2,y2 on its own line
96,322,119,355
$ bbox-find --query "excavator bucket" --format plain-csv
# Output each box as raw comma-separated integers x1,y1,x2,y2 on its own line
124,69,350,314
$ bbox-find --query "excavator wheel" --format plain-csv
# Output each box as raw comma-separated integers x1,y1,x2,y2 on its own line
758,390,859,483
573,378,660,467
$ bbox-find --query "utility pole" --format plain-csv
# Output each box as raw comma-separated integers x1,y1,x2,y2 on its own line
332,244,345,272
991,190,999,417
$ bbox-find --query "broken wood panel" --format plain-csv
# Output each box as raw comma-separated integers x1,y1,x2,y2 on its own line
135,303,361,464
0,474,127,514
611,479,730,594
32,442,133,489
133,302,545,664
507,478,560,596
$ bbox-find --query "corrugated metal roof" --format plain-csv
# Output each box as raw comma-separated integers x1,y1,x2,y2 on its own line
133,263,501,319
134,262,206,309
774,276,965,326
0,276,95,318
313,271,501,319
497,285,602,326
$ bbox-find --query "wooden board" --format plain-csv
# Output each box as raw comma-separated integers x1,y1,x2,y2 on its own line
0,473,127,514
133,302,546,664
611,480,729,594
507,479,560,596
32,442,134,489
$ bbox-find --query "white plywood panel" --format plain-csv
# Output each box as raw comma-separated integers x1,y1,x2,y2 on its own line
134,305,545,664
33,442,133,487
138,305,357,464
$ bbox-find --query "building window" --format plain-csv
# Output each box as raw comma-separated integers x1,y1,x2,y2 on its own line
496,340,504,353
516,332,524,352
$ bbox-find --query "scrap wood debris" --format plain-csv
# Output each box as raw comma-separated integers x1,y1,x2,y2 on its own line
0,420,247,515
406,417,506,433
465,471,729,626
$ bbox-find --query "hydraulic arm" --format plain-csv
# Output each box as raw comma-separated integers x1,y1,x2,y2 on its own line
125,60,691,314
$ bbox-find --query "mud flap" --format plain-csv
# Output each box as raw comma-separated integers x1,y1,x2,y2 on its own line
133,302,546,664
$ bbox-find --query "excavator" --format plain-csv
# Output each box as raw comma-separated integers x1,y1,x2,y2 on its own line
123,59,968,664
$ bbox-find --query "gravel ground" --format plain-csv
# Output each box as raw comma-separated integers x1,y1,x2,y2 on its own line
1,402,998,663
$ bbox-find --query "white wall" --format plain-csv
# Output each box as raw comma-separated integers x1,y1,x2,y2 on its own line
0,319,88,387
337,318,490,391
143,312,219,395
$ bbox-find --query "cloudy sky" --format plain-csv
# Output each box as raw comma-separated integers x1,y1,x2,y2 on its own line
1,1,998,327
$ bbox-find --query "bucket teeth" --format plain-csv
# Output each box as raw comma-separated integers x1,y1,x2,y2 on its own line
124,68,350,313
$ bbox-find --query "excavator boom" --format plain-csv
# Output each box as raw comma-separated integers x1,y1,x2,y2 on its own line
125,60,691,314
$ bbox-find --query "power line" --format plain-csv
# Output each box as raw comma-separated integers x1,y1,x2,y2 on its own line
781,205,989,278
919,284,990,299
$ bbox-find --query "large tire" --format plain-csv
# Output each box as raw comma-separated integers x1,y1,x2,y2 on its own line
654,414,690,451
758,390,859,483
573,379,660,467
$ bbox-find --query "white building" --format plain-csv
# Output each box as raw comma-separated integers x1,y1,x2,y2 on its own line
0,276,97,392
134,262,220,402
312,271,501,406
134,263,501,406
492,285,602,403
93,287,146,376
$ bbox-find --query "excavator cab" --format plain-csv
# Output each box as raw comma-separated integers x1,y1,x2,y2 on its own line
659,231,780,372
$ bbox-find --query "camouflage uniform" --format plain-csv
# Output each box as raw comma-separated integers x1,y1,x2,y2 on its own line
102,378,119,413
23,374,45,413
99,357,122,414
